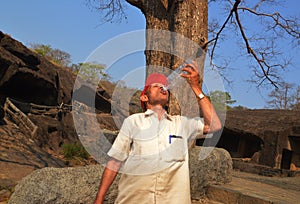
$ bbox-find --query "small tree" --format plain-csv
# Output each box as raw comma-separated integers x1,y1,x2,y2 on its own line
31,44,52,56
70,63,80,74
74,62,110,83
290,86,300,110
266,82,295,109
49,48,71,67
30,43,71,67
209,90,236,111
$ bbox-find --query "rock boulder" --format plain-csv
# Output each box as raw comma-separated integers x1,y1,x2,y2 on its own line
8,147,232,204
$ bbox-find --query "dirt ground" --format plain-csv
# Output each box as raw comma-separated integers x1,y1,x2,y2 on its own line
204,170,300,204
0,162,35,183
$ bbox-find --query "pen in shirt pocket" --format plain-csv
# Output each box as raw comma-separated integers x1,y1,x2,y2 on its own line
169,135,183,144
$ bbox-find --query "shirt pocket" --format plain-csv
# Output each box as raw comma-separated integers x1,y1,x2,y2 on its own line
130,137,159,157
162,136,187,162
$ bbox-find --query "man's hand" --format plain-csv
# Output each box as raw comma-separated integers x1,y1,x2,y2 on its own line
180,60,200,89
180,60,222,134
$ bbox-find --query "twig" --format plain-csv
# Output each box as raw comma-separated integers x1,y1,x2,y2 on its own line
238,7,300,39
234,9,279,88
204,0,241,53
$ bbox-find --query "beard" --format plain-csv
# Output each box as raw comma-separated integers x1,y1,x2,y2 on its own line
148,94,168,107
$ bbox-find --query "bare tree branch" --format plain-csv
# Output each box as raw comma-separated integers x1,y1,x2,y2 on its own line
86,0,127,23
204,0,241,51
234,7,280,88
86,0,299,89
206,0,299,88
253,0,277,11
238,7,300,39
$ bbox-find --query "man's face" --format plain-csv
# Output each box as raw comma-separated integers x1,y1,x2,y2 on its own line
146,83,169,107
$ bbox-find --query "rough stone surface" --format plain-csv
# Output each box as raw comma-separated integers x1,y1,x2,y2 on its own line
0,31,118,182
8,165,119,204
225,109,300,136
0,31,74,106
189,147,232,199
8,147,232,204
0,30,114,112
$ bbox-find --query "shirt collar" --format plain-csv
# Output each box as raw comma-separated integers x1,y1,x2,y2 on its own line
144,109,172,121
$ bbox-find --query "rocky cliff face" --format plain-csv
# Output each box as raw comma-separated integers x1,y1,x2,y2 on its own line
0,31,75,106
0,31,117,201
222,109,300,168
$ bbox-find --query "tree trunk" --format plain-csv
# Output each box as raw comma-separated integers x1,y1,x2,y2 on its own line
127,0,208,115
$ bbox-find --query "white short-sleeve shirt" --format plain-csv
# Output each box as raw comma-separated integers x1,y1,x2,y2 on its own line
107,109,204,204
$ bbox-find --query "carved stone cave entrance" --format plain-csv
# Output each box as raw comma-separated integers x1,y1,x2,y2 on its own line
196,128,263,159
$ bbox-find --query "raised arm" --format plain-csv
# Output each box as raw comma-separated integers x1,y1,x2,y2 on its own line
94,158,122,204
181,61,222,134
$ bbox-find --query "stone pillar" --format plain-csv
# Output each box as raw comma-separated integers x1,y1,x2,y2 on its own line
259,130,278,167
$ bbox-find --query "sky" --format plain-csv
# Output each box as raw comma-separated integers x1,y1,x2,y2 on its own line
1,0,299,109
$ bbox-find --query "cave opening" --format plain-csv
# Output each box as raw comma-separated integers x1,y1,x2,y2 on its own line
0,72,58,106
196,128,263,158
288,135,300,170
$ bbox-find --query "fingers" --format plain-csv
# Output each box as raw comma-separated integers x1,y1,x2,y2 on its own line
180,60,198,77
179,60,199,85
188,60,198,72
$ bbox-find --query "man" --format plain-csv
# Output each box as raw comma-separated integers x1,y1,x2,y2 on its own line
94,60,221,204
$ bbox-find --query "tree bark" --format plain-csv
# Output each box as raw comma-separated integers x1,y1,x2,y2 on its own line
127,0,208,115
